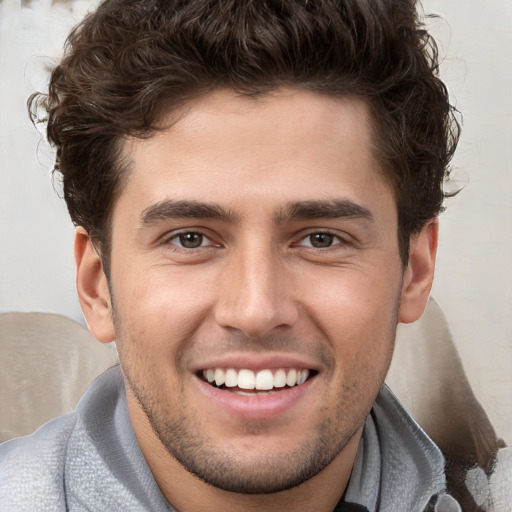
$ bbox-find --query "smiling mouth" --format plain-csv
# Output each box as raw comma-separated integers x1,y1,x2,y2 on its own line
200,368,316,395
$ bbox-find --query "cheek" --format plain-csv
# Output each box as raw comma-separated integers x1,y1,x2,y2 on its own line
110,266,217,371
301,265,401,330
299,267,400,370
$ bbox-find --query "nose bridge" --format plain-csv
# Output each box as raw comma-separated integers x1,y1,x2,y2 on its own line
215,239,298,337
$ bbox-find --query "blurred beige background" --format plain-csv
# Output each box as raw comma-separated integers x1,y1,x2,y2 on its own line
0,0,510,443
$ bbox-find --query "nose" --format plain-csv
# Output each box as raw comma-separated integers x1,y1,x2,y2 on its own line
214,245,299,338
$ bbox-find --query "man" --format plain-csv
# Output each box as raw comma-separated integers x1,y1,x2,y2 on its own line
0,0,488,510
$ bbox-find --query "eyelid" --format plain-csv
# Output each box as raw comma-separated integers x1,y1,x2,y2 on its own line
162,228,217,249
295,229,346,247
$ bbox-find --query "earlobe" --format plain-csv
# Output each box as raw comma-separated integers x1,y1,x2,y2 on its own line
75,227,116,343
398,218,439,324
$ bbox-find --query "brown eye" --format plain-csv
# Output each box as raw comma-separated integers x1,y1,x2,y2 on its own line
174,232,206,248
307,233,335,248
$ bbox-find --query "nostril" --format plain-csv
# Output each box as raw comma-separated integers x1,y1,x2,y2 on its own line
214,278,300,337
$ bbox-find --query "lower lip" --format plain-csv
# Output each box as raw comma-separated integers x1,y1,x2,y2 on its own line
195,376,315,419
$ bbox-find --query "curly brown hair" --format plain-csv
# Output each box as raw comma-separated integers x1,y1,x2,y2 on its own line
29,0,460,272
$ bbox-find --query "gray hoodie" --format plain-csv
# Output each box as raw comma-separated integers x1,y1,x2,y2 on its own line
0,366,463,512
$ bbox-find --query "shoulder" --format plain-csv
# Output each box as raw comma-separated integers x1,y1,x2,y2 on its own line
0,366,124,511
0,412,77,511
373,386,509,512
371,386,459,511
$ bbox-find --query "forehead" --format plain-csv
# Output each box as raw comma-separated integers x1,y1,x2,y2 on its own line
117,88,394,223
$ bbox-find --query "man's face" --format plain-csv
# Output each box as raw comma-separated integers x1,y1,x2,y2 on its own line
105,89,406,493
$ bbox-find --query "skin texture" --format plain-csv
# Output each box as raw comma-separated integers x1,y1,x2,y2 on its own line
75,89,438,512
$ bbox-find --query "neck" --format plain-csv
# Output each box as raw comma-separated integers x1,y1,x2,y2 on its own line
129,397,362,512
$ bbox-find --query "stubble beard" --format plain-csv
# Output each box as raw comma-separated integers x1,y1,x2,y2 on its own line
118,331,393,495
125,370,365,494
112,286,401,495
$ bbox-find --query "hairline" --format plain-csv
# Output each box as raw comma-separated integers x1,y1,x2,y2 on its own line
93,87,414,277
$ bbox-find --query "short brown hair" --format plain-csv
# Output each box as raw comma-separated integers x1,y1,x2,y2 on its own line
29,0,460,271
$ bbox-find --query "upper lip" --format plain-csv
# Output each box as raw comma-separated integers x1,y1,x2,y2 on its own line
191,352,321,373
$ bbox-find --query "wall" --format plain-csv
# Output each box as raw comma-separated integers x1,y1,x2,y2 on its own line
0,0,510,443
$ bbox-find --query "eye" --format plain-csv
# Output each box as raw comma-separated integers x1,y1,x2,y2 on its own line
168,231,211,249
299,232,342,249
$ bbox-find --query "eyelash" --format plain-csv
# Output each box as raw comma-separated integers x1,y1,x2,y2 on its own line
164,231,215,250
162,229,347,253
296,231,345,249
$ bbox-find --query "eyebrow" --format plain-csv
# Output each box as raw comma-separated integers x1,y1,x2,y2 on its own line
276,199,374,223
140,199,238,225
140,198,373,226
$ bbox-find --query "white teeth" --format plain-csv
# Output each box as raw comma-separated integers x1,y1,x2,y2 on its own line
214,368,225,386
286,369,297,387
273,369,287,388
255,369,274,390
225,368,238,388
297,370,309,385
238,369,255,390
203,368,311,391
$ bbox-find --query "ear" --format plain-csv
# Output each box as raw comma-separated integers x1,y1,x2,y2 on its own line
75,227,116,342
398,218,439,324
